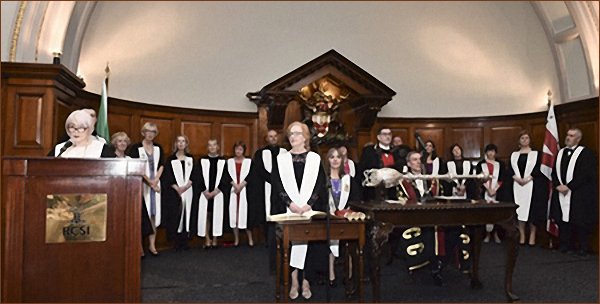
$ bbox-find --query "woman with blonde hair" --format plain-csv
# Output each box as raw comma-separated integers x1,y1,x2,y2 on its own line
111,131,131,158
272,121,327,300
128,122,165,256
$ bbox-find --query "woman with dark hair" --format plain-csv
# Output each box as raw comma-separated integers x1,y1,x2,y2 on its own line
226,141,255,247
129,122,165,256
162,135,195,251
325,147,359,287
507,130,549,246
271,121,327,300
422,140,446,176
476,143,509,243
445,144,475,198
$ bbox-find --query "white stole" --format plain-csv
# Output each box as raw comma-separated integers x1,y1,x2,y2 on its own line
431,157,440,175
278,151,320,269
510,151,537,222
171,157,194,233
139,146,162,226
348,159,356,177
481,160,500,202
555,146,584,222
197,158,226,237
329,175,351,257
263,148,286,219
54,140,104,158
447,160,472,198
228,158,252,229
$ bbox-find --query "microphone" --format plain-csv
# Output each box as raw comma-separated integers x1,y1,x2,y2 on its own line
414,133,426,150
56,141,73,157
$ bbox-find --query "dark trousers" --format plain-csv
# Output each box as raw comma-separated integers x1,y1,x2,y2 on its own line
558,220,592,252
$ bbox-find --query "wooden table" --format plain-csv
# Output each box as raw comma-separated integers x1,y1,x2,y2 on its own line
349,199,520,303
275,218,366,302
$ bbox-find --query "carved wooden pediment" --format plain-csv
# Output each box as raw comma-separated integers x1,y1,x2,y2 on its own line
247,49,396,147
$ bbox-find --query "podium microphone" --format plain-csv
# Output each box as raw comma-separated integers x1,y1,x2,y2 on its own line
56,141,73,157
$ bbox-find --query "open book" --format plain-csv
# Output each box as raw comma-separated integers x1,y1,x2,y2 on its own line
267,210,327,222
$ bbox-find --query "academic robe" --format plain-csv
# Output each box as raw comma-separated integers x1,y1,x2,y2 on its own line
394,174,440,271
191,156,230,237
128,143,165,230
550,146,599,226
49,140,115,158
444,160,477,199
271,151,328,282
359,144,403,200
328,175,360,257
475,159,510,202
162,154,195,241
222,158,259,229
506,151,549,224
247,145,286,223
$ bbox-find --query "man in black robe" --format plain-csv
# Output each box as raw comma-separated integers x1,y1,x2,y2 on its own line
247,130,284,274
359,127,403,200
550,128,599,256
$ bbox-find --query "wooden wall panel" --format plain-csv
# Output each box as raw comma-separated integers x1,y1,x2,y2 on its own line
570,121,598,153
53,99,72,143
14,94,44,148
221,123,251,158
139,117,174,157
489,126,522,160
181,121,214,160
415,128,444,154
530,122,547,152
108,113,133,141
450,128,483,160
389,128,409,144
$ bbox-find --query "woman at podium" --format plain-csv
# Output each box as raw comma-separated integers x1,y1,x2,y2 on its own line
50,110,114,158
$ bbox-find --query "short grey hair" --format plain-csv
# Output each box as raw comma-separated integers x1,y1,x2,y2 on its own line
65,110,93,133
569,127,582,139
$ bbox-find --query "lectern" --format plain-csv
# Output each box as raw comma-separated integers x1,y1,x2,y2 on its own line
2,157,145,302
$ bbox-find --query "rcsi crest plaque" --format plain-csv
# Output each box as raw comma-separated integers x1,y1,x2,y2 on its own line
46,194,107,243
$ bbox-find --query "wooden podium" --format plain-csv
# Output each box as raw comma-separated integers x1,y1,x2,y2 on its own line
2,157,145,302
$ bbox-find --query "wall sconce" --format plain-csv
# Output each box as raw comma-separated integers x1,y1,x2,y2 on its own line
546,90,552,107
52,52,62,65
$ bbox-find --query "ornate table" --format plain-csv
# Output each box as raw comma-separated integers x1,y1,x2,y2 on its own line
349,199,520,303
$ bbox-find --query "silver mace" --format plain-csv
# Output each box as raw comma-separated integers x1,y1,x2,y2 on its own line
362,168,492,188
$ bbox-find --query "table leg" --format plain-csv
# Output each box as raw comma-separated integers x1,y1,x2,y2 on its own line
358,228,365,303
283,230,290,303
276,236,281,302
344,241,350,299
470,225,485,290
500,215,520,303
369,221,393,303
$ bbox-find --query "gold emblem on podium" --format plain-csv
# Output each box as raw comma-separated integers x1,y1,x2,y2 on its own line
45,194,107,243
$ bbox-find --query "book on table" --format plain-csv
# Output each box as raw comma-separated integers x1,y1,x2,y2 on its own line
267,210,327,222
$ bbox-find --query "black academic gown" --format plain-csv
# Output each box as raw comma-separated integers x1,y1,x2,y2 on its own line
359,144,403,200
271,151,328,283
190,156,231,236
506,152,549,225
162,154,195,241
128,143,165,236
247,145,284,225
47,141,115,158
443,159,477,199
475,159,510,202
550,147,599,226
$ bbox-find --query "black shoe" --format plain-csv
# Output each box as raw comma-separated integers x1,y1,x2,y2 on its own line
432,273,443,286
248,243,255,248
150,250,159,257
576,250,589,257
203,244,211,250
329,279,337,288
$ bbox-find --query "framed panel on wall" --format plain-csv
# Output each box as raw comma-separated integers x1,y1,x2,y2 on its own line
139,117,174,157
181,121,213,159
221,123,251,158
489,126,522,160
450,127,483,160
415,128,444,155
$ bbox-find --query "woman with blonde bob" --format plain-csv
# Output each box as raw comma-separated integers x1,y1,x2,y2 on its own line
111,131,131,158
271,121,327,300
128,122,165,256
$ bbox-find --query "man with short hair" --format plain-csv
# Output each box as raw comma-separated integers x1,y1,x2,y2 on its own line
550,128,599,256
359,127,403,200
248,130,286,274
391,135,411,172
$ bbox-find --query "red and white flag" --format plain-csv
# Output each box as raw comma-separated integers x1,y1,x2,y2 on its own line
541,102,560,236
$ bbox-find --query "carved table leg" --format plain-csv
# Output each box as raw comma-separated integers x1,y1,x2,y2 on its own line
499,214,520,303
276,236,281,302
470,225,485,290
369,220,393,303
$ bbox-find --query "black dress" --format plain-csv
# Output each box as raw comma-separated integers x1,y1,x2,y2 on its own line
271,151,328,283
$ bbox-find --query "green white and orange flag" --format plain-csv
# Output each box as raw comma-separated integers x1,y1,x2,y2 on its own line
97,63,110,143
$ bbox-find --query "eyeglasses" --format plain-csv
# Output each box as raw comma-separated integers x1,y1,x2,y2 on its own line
144,130,158,134
67,126,88,133
379,132,392,136
289,131,303,137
